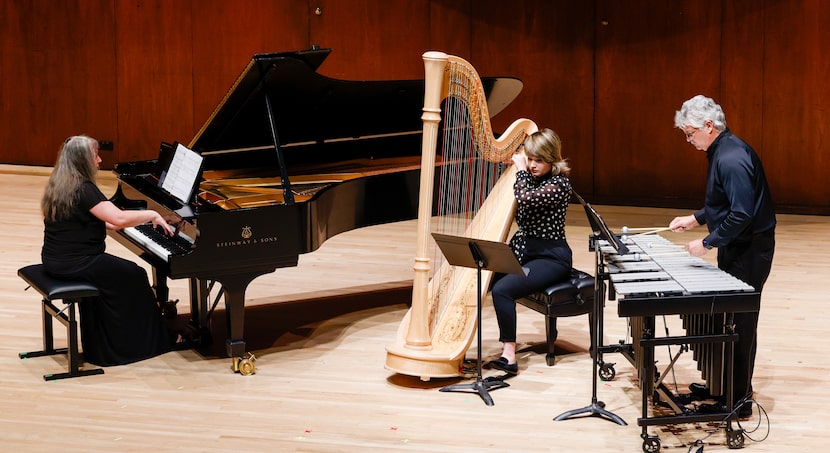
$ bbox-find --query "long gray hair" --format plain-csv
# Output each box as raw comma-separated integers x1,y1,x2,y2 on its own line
41,136,99,222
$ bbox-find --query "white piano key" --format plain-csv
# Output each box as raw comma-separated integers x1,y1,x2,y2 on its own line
122,226,170,262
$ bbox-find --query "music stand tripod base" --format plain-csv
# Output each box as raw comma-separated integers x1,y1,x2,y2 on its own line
431,233,525,407
554,399,627,425
439,376,510,406
554,198,627,426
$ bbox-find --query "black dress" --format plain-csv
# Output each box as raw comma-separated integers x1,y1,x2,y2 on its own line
41,182,174,366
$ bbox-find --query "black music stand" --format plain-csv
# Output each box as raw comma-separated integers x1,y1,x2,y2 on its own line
432,232,525,406
553,194,627,425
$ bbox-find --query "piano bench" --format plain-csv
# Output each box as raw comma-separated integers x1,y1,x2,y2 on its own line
17,264,104,381
516,268,595,366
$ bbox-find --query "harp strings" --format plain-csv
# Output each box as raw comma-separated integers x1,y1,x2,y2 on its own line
434,60,515,237
427,61,508,319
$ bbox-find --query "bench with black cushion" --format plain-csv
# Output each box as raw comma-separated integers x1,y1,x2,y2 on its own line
17,264,104,380
516,268,595,366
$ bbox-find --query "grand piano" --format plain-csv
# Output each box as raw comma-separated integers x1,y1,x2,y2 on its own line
107,47,523,369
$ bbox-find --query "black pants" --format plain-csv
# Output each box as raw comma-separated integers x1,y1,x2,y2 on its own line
718,229,775,402
491,257,571,343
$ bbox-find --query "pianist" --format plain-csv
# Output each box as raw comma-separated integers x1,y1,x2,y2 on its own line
669,95,776,417
40,135,182,366
487,129,574,375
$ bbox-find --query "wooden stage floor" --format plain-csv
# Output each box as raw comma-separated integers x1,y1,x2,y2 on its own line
0,165,827,452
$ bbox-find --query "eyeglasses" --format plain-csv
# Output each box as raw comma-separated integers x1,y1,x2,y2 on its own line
682,128,700,140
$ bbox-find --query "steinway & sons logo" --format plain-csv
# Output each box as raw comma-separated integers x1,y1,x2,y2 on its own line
215,226,279,248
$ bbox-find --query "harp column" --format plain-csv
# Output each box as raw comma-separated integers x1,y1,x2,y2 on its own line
405,51,448,349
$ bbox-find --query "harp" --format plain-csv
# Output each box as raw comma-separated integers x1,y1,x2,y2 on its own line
385,52,538,380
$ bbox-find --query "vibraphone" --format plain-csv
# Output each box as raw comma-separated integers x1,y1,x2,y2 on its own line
600,233,760,451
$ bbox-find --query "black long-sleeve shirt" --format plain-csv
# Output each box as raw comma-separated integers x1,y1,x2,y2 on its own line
693,129,776,247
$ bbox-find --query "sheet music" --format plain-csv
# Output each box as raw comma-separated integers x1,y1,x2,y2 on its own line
161,143,203,204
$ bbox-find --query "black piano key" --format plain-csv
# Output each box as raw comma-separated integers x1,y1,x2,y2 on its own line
134,223,193,255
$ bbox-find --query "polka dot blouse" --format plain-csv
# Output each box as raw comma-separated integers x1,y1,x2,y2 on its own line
509,170,571,263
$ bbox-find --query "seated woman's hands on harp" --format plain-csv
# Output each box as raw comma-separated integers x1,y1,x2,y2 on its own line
511,151,529,172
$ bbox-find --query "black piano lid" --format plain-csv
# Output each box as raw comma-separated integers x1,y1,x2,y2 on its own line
188,47,524,154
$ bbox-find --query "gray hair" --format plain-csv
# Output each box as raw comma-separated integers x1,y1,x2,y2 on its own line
674,95,727,132
41,135,99,221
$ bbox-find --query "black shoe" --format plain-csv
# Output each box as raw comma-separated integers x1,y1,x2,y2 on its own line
696,401,752,418
171,338,193,351
689,382,712,399
670,393,697,405
488,357,518,375
170,331,195,351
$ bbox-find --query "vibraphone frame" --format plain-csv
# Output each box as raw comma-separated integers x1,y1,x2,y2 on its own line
598,234,760,452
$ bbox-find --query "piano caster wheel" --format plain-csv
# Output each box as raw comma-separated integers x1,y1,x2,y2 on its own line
231,352,257,376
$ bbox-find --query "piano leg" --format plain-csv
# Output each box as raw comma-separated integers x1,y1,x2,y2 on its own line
151,267,177,318
188,273,269,374
188,278,214,346
221,276,257,358
151,267,169,302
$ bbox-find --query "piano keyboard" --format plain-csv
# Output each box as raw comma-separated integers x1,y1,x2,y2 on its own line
122,223,194,262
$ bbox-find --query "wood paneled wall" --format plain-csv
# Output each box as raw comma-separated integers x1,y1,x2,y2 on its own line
1,0,118,164
1,0,827,214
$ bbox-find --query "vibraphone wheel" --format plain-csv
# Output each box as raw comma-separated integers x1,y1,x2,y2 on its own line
726,428,745,449
599,362,616,381
641,436,661,452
